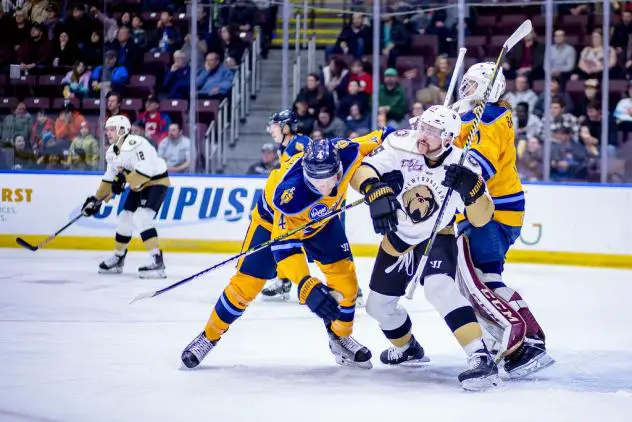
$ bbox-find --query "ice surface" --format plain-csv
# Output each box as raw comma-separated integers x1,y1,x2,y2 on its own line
1,249,631,422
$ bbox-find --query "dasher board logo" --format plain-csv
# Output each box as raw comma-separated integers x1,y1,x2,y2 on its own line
0,187,33,223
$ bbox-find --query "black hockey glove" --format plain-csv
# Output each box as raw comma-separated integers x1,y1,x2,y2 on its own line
442,163,486,206
361,180,400,235
111,172,127,195
82,195,101,217
298,277,341,321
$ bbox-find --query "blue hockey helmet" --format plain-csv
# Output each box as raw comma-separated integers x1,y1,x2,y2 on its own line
268,109,298,133
302,138,342,195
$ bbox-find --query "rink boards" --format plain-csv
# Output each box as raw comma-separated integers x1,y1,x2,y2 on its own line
1,171,631,268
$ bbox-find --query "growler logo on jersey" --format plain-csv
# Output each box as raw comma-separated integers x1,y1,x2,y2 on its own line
308,203,329,220
279,187,295,205
402,185,439,223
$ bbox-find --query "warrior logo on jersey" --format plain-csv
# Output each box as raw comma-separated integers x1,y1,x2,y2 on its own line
402,185,439,223
280,187,295,205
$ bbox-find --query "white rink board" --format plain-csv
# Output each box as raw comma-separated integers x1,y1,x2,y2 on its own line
1,172,631,256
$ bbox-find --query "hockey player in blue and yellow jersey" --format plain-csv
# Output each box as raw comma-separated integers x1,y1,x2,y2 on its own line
452,62,554,378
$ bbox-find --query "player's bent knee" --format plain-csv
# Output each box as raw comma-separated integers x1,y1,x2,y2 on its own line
424,274,470,316
365,291,398,322
227,272,267,305
135,207,157,232
116,210,135,236
319,259,358,304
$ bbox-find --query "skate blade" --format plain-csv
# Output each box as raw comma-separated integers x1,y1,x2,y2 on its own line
261,292,291,301
396,356,431,367
98,267,123,274
138,270,167,279
506,353,555,379
334,355,373,369
461,374,503,391
354,299,365,308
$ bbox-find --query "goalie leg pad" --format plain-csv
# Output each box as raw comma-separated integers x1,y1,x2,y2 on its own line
456,236,526,356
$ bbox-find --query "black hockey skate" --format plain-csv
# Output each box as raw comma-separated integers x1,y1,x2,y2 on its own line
261,278,292,300
181,331,218,369
458,347,502,391
503,336,555,379
139,250,166,279
98,250,127,274
327,326,372,369
380,336,429,366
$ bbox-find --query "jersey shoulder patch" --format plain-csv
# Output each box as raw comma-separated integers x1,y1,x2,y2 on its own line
120,135,147,152
272,159,318,215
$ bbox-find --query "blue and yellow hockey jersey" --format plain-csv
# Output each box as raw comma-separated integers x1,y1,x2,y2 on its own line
267,137,382,283
455,103,524,227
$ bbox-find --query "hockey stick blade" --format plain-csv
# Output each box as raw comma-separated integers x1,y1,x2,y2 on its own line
15,237,39,251
130,291,157,304
503,20,533,52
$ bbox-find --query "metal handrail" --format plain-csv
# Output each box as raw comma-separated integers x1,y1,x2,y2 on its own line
205,119,217,173
220,98,229,167
307,34,316,74
231,69,241,146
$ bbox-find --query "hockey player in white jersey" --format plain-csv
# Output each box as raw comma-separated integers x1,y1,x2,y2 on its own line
351,105,500,390
81,115,170,278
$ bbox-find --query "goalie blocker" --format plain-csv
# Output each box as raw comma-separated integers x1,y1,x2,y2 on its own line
455,235,526,357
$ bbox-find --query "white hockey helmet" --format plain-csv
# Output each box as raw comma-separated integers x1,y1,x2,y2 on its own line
458,62,506,105
105,115,131,143
416,105,462,154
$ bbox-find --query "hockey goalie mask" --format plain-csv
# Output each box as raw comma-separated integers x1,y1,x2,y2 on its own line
455,62,506,113
415,105,462,158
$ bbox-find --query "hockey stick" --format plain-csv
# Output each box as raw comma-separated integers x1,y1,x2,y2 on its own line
15,199,104,252
405,20,532,300
130,197,365,304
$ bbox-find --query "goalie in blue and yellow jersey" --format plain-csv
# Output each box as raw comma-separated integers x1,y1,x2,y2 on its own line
180,113,391,369
452,62,554,378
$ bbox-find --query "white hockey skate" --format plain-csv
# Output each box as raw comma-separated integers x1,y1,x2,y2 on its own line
181,331,217,369
98,250,127,274
458,346,502,391
139,250,166,279
261,278,292,301
327,328,372,369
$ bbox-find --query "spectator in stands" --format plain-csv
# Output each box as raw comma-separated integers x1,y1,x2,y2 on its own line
575,29,618,80
321,57,351,103
410,102,424,119
381,13,410,68
24,0,48,24
296,73,335,117
228,0,257,33
336,79,369,120
90,50,130,96
9,8,30,50
42,4,60,42
328,12,371,60
426,55,453,94
219,26,246,69
108,25,141,73
69,148,92,171
379,68,407,127
152,11,182,53
505,30,544,80
254,0,276,59
181,33,208,68
294,98,315,135
377,111,388,129
550,126,587,181
416,85,445,108
424,8,455,55
573,79,600,122
350,60,372,95
514,102,543,141
550,96,580,140
583,101,617,153
311,129,324,141
533,76,574,118
0,9,11,72
65,4,92,48
131,120,146,136
52,31,78,69
140,95,172,145
54,102,85,147
82,31,104,68
2,102,31,143
106,92,124,119
551,29,576,84
614,80,632,135
345,103,370,134
90,6,117,43
504,75,538,112
131,15,147,50
314,108,346,139
612,10,632,57
68,121,98,168
158,123,193,173
247,142,278,175
31,109,53,145
17,23,51,74
196,51,234,100
12,134,37,170
62,61,91,99
163,50,191,100
517,136,543,181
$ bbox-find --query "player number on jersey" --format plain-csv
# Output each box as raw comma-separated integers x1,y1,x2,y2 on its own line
137,151,145,161
278,215,287,230
341,243,350,252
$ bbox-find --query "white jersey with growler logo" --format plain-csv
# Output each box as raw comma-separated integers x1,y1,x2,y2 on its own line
363,129,482,246
103,134,168,186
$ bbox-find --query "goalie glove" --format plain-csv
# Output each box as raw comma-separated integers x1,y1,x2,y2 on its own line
82,195,101,217
361,179,400,235
111,172,127,195
442,163,486,206
298,276,341,321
